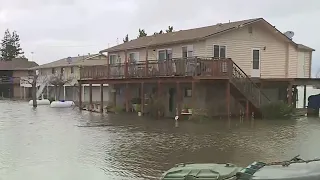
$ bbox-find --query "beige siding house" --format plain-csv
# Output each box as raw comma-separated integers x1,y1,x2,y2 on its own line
27,54,110,103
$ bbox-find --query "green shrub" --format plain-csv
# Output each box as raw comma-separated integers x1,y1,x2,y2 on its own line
145,96,165,118
135,104,141,112
261,101,294,119
131,97,141,104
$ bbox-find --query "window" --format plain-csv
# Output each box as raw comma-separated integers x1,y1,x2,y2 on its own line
182,45,193,58
52,68,56,74
252,49,260,69
158,49,172,61
109,54,118,64
60,67,65,74
213,45,226,58
70,67,74,74
184,88,192,97
129,52,139,62
182,47,187,58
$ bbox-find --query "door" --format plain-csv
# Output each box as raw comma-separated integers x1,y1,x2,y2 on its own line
297,52,305,78
169,88,176,115
251,49,261,77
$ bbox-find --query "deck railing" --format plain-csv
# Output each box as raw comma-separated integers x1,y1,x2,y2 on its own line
80,57,231,79
230,62,270,108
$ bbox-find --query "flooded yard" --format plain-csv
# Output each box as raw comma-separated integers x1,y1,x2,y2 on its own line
1,100,320,179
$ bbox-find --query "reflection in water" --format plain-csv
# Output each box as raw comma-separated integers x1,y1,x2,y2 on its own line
0,101,320,179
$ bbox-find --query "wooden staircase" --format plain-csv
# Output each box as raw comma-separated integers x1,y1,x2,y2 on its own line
227,60,270,117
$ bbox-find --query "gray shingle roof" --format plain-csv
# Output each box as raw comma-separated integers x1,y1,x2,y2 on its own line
100,18,262,52
297,44,315,51
30,54,108,70
0,58,38,70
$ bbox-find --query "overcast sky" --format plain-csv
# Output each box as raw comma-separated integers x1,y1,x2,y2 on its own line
0,0,319,75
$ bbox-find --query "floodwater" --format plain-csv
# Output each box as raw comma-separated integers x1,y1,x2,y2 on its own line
1,101,320,180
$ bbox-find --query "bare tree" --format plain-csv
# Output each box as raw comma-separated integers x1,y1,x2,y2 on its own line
20,73,38,107
48,73,74,100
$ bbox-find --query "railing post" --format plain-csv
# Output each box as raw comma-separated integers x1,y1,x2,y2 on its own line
211,58,215,77
145,47,149,77
79,67,82,79
125,61,128,78
107,64,110,78
227,58,233,78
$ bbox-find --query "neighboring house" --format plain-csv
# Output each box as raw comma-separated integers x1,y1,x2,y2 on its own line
79,18,315,117
26,54,109,103
0,58,38,99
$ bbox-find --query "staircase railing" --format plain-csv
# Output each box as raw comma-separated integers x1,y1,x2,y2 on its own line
228,60,270,108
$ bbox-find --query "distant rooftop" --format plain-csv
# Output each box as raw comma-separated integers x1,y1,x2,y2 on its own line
30,54,108,70
0,58,38,71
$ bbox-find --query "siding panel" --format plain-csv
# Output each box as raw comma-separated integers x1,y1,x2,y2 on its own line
288,45,298,78
304,52,311,77
205,23,286,78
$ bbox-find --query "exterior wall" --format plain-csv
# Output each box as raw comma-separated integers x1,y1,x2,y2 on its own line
110,41,205,63
39,66,80,80
204,22,288,78
304,51,311,78
113,82,241,117
13,84,21,98
46,85,109,103
13,70,31,84
108,22,310,79
288,45,298,78
82,85,109,103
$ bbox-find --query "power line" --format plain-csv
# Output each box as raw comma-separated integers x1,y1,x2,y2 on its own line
33,44,107,48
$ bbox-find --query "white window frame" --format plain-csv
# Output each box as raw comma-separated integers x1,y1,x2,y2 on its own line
213,44,227,59
109,54,118,64
252,48,261,70
128,52,139,62
158,48,172,61
182,45,194,58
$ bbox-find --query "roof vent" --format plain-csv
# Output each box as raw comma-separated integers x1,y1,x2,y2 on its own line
66,57,72,64
216,23,223,26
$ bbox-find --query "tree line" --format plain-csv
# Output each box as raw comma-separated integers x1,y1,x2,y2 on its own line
123,26,174,43
0,29,24,61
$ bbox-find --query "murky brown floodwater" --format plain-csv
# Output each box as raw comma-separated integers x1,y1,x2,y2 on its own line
1,100,320,179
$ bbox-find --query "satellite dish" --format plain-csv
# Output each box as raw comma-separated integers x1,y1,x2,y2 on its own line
67,57,72,64
284,31,295,39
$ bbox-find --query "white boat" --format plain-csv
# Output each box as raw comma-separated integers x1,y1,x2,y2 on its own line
161,163,243,179
236,156,320,180
50,101,75,108
28,99,50,106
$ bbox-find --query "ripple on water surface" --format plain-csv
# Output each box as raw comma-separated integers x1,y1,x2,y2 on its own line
1,101,320,179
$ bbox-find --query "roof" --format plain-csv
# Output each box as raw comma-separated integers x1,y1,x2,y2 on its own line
297,44,315,51
100,18,262,52
0,58,38,71
30,54,108,70
101,18,315,53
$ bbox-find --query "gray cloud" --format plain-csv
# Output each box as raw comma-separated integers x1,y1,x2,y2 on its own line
0,0,319,75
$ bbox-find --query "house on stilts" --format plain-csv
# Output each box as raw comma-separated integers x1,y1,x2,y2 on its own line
78,18,315,118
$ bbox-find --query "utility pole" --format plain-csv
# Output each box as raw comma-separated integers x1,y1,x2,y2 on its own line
31,52,34,61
